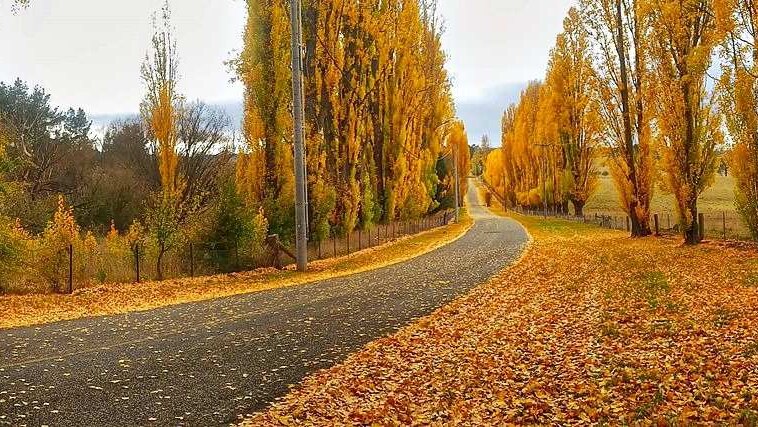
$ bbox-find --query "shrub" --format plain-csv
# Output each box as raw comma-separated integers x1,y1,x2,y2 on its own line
0,218,27,293
38,196,82,292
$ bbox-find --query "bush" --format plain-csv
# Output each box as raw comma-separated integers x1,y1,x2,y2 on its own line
0,218,27,293
38,196,82,292
199,180,269,271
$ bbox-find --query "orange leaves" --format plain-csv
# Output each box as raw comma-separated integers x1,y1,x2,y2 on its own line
140,3,182,199
245,215,758,425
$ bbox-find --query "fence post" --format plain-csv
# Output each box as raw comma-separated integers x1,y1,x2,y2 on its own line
333,232,337,258
189,243,195,277
135,244,140,283
723,211,727,240
654,214,660,236
68,243,74,294
318,239,322,259
347,232,351,255
235,240,240,271
698,213,705,242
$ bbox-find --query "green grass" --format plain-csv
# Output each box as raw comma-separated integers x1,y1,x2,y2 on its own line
633,271,670,310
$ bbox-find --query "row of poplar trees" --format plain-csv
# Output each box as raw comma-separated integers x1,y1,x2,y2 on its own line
234,0,468,242
486,0,758,244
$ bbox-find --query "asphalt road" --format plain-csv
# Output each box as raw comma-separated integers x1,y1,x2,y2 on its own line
0,179,529,426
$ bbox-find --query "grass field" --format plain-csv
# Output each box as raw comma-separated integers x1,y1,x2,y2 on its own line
586,171,750,240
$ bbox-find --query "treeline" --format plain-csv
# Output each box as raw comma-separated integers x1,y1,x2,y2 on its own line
485,0,758,244
0,1,468,291
234,0,468,242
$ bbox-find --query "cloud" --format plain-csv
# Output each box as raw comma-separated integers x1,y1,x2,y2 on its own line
454,82,526,146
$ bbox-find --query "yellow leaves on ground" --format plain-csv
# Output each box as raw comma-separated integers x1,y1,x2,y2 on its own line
0,216,471,330
246,215,758,425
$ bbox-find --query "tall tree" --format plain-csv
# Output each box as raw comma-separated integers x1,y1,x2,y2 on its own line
140,2,185,280
141,2,181,198
720,0,758,240
545,7,600,217
236,0,294,238
581,0,655,236
646,0,728,244
237,0,457,240
448,121,471,207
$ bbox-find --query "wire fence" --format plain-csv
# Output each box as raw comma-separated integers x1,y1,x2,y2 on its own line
12,210,454,295
481,179,756,243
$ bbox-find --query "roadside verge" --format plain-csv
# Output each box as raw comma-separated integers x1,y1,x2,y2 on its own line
0,213,473,330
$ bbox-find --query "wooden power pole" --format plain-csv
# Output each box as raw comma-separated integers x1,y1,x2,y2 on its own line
289,0,308,272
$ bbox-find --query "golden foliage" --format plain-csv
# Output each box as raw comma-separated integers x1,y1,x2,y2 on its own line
492,12,600,217
140,2,183,198
580,0,656,236
720,1,758,240
646,0,726,243
236,0,457,237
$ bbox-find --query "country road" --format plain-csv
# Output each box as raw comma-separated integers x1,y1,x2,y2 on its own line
0,179,528,426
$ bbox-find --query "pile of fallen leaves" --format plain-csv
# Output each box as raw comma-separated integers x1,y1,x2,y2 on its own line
246,216,758,425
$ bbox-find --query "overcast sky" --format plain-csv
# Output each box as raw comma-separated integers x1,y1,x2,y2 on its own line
0,0,574,142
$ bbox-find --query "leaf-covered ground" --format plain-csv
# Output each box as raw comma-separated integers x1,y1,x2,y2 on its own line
246,214,758,425
0,216,471,330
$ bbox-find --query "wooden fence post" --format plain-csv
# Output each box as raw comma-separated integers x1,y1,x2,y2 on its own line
698,213,705,242
68,243,74,294
722,211,727,240
654,214,660,236
135,244,140,283
347,232,351,255
189,243,194,277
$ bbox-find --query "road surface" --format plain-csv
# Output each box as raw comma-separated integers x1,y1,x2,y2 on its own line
0,179,528,426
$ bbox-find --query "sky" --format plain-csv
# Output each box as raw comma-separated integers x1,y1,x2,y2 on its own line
0,0,575,144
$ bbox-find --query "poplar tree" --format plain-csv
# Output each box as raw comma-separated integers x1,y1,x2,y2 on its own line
719,0,758,240
141,2,184,279
580,0,655,236
646,0,728,244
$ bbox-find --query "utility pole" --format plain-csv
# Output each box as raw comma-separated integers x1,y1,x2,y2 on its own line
289,0,308,272
453,142,460,222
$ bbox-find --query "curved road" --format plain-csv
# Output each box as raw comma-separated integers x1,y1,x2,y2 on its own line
0,179,528,426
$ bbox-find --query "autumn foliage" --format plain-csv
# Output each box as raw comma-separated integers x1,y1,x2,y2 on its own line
485,0,758,243
235,0,468,240
721,0,758,241
491,9,601,217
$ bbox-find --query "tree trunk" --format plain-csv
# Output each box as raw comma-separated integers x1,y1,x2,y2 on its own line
629,204,652,237
156,244,165,281
684,200,700,245
572,199,585,218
